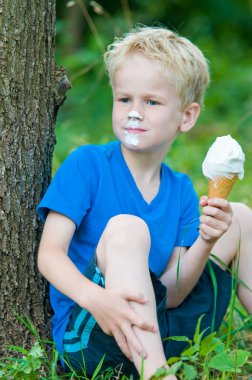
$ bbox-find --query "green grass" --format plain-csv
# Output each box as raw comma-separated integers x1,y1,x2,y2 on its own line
1,202,250,378
0,307,251,379
1,232,251,379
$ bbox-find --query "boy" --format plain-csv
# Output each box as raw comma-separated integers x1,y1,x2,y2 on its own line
37,26,252,379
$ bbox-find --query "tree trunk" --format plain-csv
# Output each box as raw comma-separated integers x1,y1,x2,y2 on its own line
0,0,70,355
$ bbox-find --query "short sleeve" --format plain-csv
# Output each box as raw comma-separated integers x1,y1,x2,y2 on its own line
37,147,94,228
175,176,200,247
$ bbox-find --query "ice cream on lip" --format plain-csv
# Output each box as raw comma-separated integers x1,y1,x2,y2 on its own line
202,135,245,180
202,135,245,199
124,110,144,147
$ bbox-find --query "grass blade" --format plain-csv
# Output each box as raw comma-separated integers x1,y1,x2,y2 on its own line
207,260,218,333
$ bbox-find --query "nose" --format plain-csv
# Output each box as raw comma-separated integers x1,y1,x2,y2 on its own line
128,110,143,120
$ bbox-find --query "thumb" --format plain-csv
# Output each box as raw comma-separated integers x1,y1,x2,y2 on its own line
200,195,208,207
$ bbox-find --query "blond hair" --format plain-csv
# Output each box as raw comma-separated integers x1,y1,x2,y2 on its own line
104,25,210,110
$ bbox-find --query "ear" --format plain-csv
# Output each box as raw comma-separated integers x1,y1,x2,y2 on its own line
179,103,201,133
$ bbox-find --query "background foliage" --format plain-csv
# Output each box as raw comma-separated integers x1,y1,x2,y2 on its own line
1,2,252,378
54,0,252,206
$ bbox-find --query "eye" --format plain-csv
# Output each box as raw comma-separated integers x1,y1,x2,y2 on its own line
147,99,159,105
119,97,130,103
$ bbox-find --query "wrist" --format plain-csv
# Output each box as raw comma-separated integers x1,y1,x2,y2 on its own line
78,280,104,312
198,235,216,251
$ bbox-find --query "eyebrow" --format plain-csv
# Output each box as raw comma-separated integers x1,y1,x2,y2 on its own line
114,91,129,96
143,93,166,100
114,91,166,101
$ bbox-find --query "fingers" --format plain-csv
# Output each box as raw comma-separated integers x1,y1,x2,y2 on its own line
100,288,158,359
122,289,157,333
113,328,133,360
207,197,233,213
199,195,208,207
114,323,149,359
200,221,226,241
113,319,149,359
122,324,147,358
123,289,148,304
201,202,233,224
200,212,230,231
199,196,233,242
129,312,157,333
117,291,157,357
200,196,233,214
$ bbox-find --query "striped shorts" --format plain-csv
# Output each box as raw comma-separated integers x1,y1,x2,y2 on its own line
63,254,232,377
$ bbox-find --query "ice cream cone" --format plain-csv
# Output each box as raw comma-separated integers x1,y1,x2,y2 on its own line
208,174,238,199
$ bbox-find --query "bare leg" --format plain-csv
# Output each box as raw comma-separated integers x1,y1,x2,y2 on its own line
97,214,175,379
210,202,252,314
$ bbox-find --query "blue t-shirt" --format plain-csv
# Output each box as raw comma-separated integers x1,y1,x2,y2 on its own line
37,141,200,355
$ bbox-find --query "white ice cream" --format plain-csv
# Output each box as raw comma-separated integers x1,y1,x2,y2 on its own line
124,110,143,147
124,132,140,146
127,111,143,120
202,135,245,180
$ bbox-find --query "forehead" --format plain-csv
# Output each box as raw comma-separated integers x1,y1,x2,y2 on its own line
113,53,177,97
114,53,164,80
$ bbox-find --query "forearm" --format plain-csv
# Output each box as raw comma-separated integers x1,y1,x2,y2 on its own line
160,236,215,308
162,197,233,308
38,248,100,310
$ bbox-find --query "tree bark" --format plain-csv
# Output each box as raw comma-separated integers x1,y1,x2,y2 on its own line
0,0,70,355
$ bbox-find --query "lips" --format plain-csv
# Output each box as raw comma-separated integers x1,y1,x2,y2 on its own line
124,121,146,133
124,127,145,133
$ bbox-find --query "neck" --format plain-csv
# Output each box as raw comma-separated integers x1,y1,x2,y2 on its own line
120,144,166,182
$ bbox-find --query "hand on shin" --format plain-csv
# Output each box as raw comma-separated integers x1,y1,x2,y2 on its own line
87,286,157,360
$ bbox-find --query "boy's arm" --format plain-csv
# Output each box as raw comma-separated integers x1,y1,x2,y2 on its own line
38,211,156,359
160,196,233,308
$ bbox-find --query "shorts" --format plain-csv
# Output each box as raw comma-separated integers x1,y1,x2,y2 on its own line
63,254,232,377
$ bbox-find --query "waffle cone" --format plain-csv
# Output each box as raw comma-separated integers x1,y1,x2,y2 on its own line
208,175,238,199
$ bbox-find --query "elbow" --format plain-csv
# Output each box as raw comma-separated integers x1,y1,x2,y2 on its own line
37,246,48,278
166,294,185,309
167,300,178,309
37,255,42,275
37,249,44,275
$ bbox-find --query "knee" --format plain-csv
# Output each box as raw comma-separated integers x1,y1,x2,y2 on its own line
104,214,150,247
231,202,252,220
97,215,151,275
231,202,252,233
99,214,151,256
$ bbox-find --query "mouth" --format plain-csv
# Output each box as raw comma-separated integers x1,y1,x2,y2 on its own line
124,128,146,134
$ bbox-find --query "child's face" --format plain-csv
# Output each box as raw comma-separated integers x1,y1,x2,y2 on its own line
112,53,185,156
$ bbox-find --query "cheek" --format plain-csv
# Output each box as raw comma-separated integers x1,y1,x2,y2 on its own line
157,110,181,126
112,104,122,127
112,110,118,129
151,113,169,128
